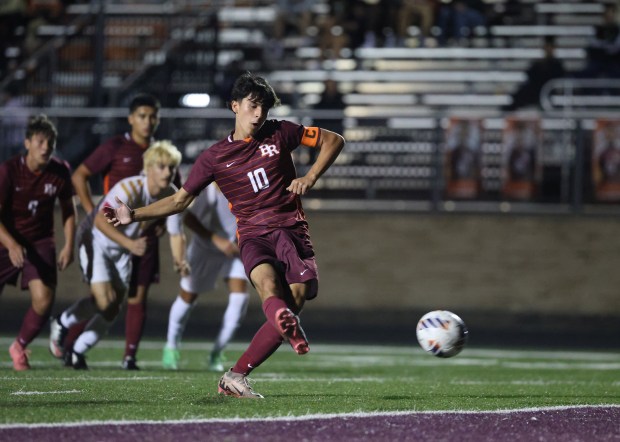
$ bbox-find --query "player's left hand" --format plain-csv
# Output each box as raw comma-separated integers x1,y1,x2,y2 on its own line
286,176,314,195
57,246,74,271
174,259,190,276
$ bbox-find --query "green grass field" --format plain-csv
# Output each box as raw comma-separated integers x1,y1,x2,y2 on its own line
1,337,619,425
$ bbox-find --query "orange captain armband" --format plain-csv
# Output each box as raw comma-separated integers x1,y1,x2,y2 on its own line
301,127,320,148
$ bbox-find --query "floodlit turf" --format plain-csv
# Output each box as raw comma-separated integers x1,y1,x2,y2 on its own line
0,337,619,425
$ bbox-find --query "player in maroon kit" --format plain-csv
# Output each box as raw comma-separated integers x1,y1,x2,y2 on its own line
61,93,176,370
104,72,345,397
0,114,76,371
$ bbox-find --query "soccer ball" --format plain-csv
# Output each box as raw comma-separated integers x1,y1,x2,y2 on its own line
416,310,468,358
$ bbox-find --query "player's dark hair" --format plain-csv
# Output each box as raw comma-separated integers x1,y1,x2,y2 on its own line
129,93,161,113
26,114,57,145
229,72,280,110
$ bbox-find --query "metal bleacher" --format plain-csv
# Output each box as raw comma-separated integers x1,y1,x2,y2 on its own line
1,0,619,214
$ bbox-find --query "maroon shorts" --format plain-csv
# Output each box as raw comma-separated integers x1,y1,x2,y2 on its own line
130,233,160,291
239,224,319,299
0,237,57,292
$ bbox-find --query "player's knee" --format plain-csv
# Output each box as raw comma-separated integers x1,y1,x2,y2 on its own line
101,302,121,321
180,288,197,304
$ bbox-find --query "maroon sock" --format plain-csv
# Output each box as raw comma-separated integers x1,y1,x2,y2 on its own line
17,307,48,347
232,322,284,375
262,296,288,330
125,302,146,358
64,321,87,353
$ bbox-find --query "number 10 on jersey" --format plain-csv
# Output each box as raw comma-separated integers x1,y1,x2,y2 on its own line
247,168,270,193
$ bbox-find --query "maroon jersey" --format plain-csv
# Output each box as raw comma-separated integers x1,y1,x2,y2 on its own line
82,133,148,193
183,120,320,242
0,155,73,244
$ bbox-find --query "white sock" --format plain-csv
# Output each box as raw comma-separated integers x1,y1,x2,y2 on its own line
60,297,97,328
73,314,114,354
213,292,249,353
166,295,195,350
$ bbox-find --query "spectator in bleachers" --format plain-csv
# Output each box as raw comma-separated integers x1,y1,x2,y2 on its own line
392,0,439,47
23,0,65,55
502,36,565,112
576,3,620,79
313,78,345,133
274,0,314,41
317,11,353,59
436,0,487,46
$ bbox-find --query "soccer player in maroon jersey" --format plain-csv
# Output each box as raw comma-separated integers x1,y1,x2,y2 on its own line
0,114,76,371
64,93,177,370
104,72,345,397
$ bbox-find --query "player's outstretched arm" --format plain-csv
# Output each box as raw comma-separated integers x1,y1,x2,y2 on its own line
104,187,195,226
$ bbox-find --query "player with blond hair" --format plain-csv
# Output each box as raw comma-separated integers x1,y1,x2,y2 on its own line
68,94,180,369
50,140,187,369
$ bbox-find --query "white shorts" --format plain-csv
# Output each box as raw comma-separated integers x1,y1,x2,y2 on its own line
79,240,132,291
180,240,247,294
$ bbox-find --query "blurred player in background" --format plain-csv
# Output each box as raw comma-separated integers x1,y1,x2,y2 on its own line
162,183,249,372
68,93,181,369
104,72,345,398
50,141,187,369
0,115,76,371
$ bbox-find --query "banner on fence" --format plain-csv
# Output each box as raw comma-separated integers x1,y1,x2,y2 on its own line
592,118,620,202
501,117,542,200
443,117,483,199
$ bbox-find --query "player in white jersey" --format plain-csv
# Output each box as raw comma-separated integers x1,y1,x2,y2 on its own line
50,141,188,369
162,183,249,371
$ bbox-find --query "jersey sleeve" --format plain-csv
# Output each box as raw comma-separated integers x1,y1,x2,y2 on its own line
82,140,114,175
279,120,319,152
182,149,215,196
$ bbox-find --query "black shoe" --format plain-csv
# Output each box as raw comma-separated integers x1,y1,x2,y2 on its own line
122,356,140,370
71,351,88,370
62,350,73,367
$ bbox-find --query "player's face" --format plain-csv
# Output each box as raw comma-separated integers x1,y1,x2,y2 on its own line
231,96,269,139
147,161,177,194
128,106,160,144
24,132,55,170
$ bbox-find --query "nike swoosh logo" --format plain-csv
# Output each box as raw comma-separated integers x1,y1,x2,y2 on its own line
226,162,236,168
300,269,308,276
123,157,132,163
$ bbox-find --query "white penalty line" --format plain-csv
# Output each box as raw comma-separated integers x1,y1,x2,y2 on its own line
0,404,618,429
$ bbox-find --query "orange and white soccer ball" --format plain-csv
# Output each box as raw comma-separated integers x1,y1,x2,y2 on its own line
416,310,468,358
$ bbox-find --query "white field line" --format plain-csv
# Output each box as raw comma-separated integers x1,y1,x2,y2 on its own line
1,376,170,381
0,404,618,429
1,337,619,361
11,389,82,396
2,372,618,385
